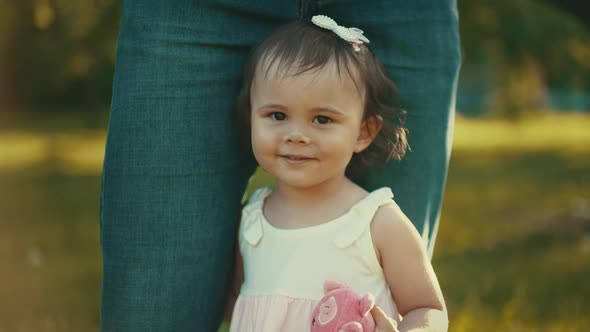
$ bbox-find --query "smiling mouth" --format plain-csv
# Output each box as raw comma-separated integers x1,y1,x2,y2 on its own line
280,155,316,162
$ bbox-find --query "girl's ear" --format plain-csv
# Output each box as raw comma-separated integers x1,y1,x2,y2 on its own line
354,115,383,153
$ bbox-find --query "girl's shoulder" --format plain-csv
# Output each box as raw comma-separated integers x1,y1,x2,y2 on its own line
370,200,418,242
369,200,427,263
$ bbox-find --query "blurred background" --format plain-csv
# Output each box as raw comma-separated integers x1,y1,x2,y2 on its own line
0,1,589,331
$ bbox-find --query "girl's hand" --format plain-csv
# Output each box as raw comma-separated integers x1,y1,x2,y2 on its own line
371,305,400,332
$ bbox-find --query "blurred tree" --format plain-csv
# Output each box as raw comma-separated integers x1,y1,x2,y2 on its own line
459,0,590,117
0,0,119,111
545,0,590,28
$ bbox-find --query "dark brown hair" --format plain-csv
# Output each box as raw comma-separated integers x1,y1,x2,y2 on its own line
236,19,408,180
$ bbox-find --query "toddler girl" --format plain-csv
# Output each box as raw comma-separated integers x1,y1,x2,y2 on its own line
228,15,448,332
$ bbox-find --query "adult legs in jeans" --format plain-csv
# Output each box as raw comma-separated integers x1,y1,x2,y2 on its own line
100,1,296,331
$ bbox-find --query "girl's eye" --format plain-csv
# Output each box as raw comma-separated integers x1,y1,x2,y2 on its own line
313,115,332,125
270,112,287,121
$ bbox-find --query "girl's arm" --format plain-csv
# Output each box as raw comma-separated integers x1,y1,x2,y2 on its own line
371,205,449,332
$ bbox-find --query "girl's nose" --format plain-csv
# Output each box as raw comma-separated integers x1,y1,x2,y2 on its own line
282,130,310,144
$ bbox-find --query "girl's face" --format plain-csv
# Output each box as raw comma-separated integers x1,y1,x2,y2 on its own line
250,60,374,190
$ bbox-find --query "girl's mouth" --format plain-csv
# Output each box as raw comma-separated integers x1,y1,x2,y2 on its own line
280,155,315,163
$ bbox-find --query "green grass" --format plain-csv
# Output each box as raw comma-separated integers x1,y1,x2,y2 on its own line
1,111,589,331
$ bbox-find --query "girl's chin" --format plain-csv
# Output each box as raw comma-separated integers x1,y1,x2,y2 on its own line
274,176,320,189
274,175,347,190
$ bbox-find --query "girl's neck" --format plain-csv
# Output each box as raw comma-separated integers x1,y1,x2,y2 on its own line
263,176,368,229
273,176,359,210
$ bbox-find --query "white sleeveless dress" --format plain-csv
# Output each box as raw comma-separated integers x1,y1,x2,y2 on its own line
230,187,401,332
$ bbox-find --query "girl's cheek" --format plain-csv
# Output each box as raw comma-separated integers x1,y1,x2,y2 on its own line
252,126,272,143
251,131,276,156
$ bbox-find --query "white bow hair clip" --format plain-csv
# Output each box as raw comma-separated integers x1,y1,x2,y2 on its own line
311,15,370,51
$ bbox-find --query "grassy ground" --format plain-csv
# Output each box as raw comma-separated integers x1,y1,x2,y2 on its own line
0,111,589,331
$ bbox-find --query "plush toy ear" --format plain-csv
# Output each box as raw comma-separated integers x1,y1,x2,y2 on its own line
338,321,363,332
359,293,375,317
323,280,348,294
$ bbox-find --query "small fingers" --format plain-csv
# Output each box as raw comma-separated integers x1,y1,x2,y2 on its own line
370,306,399,332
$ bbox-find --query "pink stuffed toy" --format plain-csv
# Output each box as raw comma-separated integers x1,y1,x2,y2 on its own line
310,280,376,332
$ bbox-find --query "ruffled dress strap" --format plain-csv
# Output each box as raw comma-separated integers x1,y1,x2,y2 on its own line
333,187,395,249
240,187,272,246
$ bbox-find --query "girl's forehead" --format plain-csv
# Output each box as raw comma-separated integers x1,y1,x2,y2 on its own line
253,55,363,94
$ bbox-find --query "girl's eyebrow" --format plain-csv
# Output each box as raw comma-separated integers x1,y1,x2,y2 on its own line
312,107,345,116
256,104,345,116
256,103,286,112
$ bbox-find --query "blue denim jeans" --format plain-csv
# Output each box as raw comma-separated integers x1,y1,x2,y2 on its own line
100,1,461,331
